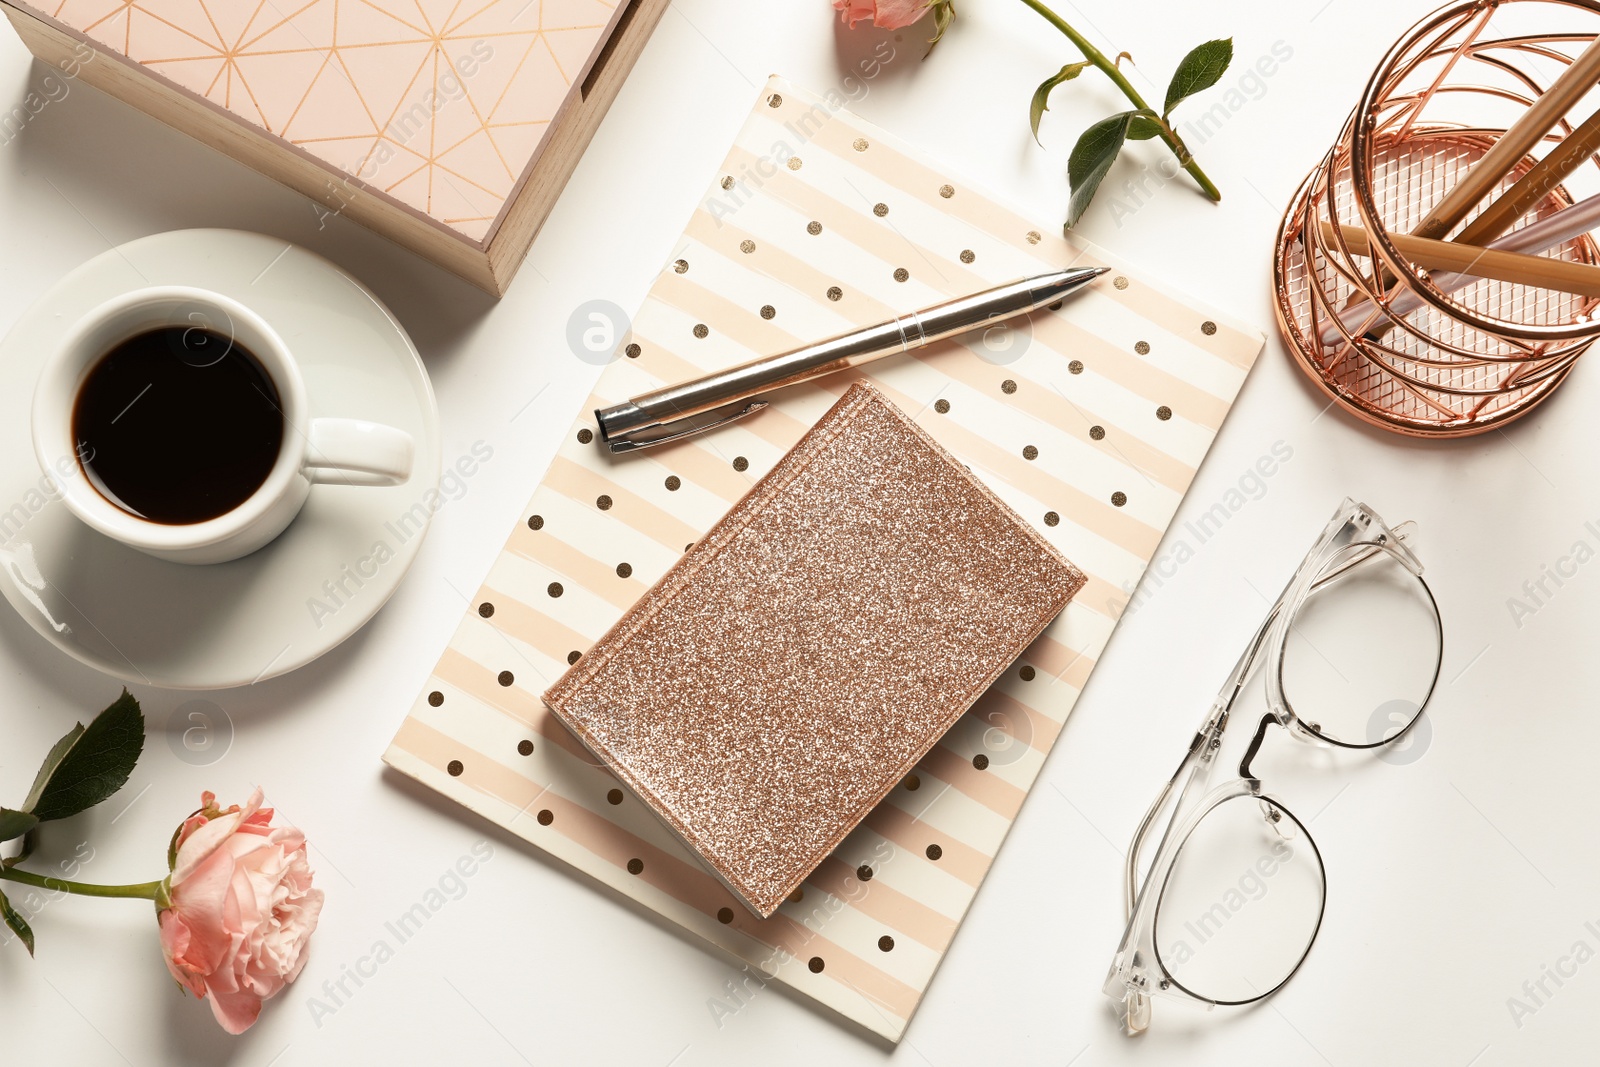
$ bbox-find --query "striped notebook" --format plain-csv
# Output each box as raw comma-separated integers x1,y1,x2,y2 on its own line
383,75,1263,1041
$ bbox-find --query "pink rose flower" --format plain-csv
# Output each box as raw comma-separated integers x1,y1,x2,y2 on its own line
157,789,323,1034
833,0,934,30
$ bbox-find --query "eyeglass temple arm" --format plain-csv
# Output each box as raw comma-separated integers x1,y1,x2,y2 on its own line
1119,616,1269,917
1119,524,1412,917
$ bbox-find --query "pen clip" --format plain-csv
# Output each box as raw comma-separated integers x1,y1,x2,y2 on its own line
607,399,769,453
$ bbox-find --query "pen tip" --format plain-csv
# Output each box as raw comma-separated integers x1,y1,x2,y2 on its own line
1029,265,1109,306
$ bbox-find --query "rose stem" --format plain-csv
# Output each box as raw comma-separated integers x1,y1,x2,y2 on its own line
1013,0,1222,202
0,867,162,900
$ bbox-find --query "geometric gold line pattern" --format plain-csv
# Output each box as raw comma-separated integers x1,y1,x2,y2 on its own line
46,0,617,240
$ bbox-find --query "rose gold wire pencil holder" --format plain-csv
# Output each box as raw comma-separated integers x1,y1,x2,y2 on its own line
1274,0,1600,437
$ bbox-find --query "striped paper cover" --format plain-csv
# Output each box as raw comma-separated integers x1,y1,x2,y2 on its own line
383,76,1263,1041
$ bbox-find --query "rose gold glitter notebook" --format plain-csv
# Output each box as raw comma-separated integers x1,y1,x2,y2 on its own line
543,383,1085,917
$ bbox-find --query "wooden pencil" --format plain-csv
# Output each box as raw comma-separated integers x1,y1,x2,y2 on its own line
1320,220,1600,298
1453,107,1600,247
1412,36,1600,242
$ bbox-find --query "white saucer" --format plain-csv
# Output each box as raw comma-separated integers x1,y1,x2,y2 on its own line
0,230,440,689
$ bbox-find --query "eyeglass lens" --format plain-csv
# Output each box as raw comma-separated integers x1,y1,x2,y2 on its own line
1280,545,1441,748
1153,794,1326,1004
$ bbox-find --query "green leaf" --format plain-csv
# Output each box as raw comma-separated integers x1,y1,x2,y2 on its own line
1162,38,1233,118
0,888,34,956
1029,61,1091,145
1127,111,1165,141
0,808,38,843
26,690,144,823
1066,111,1136,228
21,723,84,813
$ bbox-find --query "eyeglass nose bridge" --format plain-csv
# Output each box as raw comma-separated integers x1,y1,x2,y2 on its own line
1238,712,1279,781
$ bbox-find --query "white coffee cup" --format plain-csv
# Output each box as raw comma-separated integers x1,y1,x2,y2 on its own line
32,286,414,565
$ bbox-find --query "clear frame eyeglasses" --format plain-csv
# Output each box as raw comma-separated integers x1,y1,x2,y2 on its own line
1103,498,1443,1033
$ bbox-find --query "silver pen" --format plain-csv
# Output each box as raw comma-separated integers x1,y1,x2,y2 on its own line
595,265,1109,453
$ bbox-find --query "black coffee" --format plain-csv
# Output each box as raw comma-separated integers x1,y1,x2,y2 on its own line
72,327,285,525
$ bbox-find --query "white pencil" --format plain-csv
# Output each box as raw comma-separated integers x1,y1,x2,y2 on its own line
1318,192,1600,346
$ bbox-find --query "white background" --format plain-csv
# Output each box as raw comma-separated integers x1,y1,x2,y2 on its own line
0,1,1593,1064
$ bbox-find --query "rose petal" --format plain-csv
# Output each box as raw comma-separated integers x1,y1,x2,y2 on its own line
832,0,932,30
206,989,263,1036
171,789,270,883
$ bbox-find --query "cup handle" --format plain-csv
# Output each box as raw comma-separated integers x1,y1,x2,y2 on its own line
305,418,413,487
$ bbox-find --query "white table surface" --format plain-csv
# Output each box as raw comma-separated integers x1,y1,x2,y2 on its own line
0,1,1592,1064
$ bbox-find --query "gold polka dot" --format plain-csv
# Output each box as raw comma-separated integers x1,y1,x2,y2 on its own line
721,175,734,190
447,759,464,777
1001,379,1017,394
973,753,990,770
739,239,755,254
717,907,735,924
547,582,563,598
732,456,749,472
528,514,544,530
853,137,869,151
1044,511,1060,527
789,888,804,903
673,258,688,274
807,221,822,235
607,788,624,805
664,475,681,491
1019,665,1036,681
878,935,895,952
478,602,494,618
893,267,909,282
787,156,802,171
856,864,874,882
627,857,644,875
873,202,888,217
1157,405,1173,421
1112,491,1128,506
596,495,613,511
934,398,950,414
616,562,632,578
517,739,533,756
960,249,975,264
1068,360,1084,374
1201,320,1218,335
625,343,641,358
693,323,709,338
1022,445,1038,461
925,843,943,860
1089,425,1105,440
808,957,825,973
939,184,954,198
428,691,443,707
767,93,782,108
567,650,582,665
1113,275,1129,290
577,428,593,444
903,774,923,793
536,809,553,826
1134,340,1150,355
760,304,775,319
827,286,843,301
1026,230,1041,244
498,670,513,687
